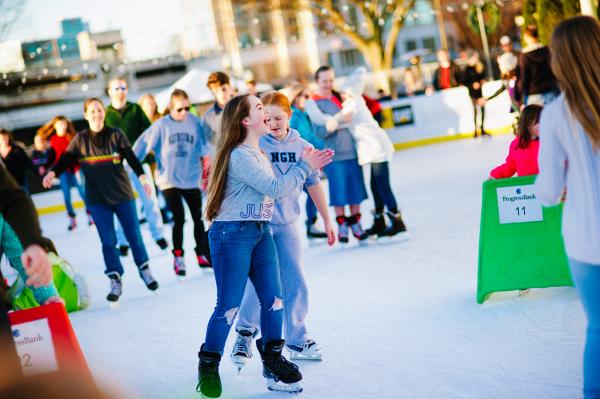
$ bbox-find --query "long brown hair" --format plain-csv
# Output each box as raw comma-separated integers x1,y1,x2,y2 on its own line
516,104,543,149
204,94,251,221
138,94,161,122
37,116,77,140
550,16,600,150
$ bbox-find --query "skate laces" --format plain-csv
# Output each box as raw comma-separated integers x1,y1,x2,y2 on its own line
139,266,156,285
109,277,122,296
174,257,185,272
233,330,254,356
271,354,299,378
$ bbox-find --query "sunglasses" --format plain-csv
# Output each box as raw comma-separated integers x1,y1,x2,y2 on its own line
113,86,127,91
176,106,191,113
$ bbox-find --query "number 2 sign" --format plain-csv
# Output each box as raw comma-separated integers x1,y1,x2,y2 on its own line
496,185,544,224
11,318,59,376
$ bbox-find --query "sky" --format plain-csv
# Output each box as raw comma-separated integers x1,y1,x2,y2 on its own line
4,0,218,61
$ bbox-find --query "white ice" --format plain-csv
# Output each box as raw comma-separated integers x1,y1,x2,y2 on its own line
37,134,585,399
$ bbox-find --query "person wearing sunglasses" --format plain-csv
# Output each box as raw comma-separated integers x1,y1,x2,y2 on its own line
133,89,211,277
105,77,168,257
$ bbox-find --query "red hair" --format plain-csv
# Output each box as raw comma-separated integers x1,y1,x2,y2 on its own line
260,91,292,116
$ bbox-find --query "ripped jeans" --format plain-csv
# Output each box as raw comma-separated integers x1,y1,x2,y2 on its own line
203,221,283,355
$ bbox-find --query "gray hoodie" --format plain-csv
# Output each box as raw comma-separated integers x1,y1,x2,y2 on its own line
260,128,320,225
133,113,207,190
214,143,313,222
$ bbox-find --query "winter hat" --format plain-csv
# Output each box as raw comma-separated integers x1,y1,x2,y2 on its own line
341,67,367,97
497,52,518,74
499,35,511,46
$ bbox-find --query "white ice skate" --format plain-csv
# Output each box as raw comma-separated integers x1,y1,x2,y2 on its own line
287,339,322,361
267,379,303,393
230,329,255,373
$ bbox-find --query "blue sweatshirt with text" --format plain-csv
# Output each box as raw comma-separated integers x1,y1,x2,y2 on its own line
133,114,207,190
259,128,320,225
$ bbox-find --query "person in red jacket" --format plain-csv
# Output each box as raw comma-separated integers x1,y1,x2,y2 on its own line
38,116,92,230
489,104,543,179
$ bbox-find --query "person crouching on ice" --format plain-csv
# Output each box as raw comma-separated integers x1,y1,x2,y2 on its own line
196,94,333,398
43,98,159,304
230,91,336,372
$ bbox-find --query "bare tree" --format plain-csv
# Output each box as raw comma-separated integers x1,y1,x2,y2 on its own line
0,0,24,40
240,0,416,92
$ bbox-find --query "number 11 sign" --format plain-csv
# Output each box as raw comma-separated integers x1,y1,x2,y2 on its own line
496,184,544,224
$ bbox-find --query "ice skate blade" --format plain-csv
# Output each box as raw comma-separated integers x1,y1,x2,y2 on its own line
108,301,120,310
266,380,303,393
176,275,186,283
289,352,323,361
378,232,410,244
230,354,249,374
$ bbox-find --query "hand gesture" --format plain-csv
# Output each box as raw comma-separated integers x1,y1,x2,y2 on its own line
22,244,53,288
42,171,56,188
324,219,336,246
139,175,153,197
301,148,334,170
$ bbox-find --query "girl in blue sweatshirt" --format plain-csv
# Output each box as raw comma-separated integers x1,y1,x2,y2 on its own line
231,91,335,370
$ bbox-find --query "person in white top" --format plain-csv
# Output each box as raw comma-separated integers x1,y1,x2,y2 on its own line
534,16,600,399
305,67,408,239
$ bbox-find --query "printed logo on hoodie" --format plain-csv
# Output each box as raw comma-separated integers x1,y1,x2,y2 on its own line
169,132,195,158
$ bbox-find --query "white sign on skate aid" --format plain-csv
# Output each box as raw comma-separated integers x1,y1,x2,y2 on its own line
11,318,59,376
496,184,543,224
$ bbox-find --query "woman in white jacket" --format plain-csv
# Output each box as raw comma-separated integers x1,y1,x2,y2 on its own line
305,67,407,238
534,16,600,399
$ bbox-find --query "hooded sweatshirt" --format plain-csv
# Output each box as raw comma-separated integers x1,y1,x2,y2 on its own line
517,44,558,100
133,113,207,190
259,128,320,225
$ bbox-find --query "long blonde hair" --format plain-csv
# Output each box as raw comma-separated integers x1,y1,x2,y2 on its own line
138,94,161,122
37,116,77,140
550,16,600,149
204,95,251,221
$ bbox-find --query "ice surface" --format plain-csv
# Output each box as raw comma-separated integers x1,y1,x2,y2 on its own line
37,135,585,399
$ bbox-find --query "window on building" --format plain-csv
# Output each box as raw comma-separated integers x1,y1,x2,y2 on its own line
338,49,364,68
406,40,417,52
422,37,436,52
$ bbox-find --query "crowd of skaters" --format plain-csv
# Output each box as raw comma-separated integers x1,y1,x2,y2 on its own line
0,15,598,399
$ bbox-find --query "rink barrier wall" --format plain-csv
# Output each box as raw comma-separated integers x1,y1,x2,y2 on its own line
35,82,513,215
477,175,573,304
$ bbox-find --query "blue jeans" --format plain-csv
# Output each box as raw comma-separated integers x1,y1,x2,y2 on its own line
236,223,309,346
88,200,149,277
303,186,318,222
370,162,398,213
570,258,600,399
115,165,164,245
59,171,87,217
204,221,283,355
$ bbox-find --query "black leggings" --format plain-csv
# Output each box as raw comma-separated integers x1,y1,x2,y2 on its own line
370,162,398,214
162,188,209,257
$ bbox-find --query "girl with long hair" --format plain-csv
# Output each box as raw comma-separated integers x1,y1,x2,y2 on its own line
534,16,600,399
38,116,92,230
230,91,335,371
42,98,159,304
138,94,162,123
196,94,333,398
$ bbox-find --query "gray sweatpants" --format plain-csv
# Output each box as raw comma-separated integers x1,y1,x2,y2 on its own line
236,223,309,346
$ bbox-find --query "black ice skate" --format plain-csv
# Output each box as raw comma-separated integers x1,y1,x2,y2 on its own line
382,211,410,241
256,338,303,393
230,328,256,373
197,345,222,398
366,212,387,238
106,273,122,304
138,263,159,291
306,217,327,239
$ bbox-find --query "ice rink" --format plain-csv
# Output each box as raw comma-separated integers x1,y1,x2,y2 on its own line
37,134,585,399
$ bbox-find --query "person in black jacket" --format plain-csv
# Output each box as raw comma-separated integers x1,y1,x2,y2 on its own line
461,51,490,137
516,25,559,106
43,98,160,304
0,129,37,193
432,49,461,91
0,165,54,388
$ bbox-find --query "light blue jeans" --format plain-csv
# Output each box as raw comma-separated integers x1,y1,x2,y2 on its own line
59,171,87,217
115,165,164,245
203,221,283,355
236,223,309,346
570,258,600,399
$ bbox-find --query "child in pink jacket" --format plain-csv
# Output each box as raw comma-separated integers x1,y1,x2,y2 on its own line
490,104,543,179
